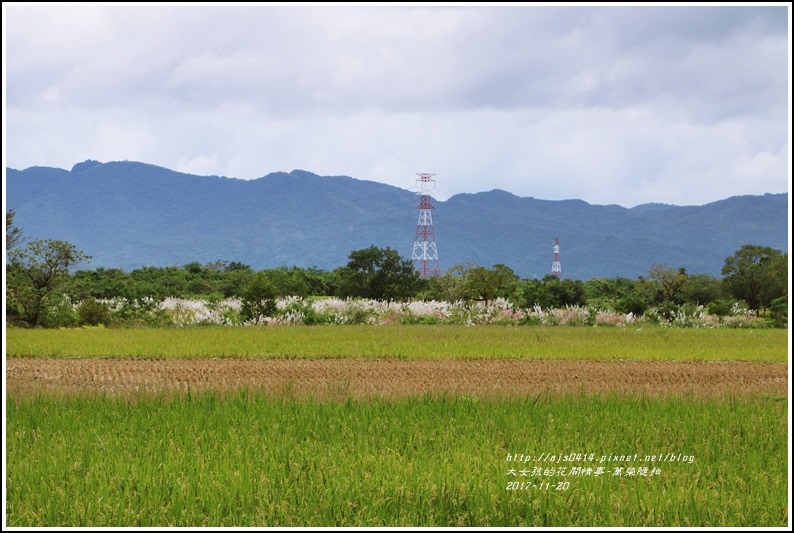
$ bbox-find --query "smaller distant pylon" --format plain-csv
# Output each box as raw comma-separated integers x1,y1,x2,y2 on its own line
551,237,561,278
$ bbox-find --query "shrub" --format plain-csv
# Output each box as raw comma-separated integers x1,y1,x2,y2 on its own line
42,294,78,328
766,296,788,329
400,314,441,325
280,298,330,325
77,297,112,327
240,273,278,325
111,297,173,327
614,293,648,316
707,299,734,319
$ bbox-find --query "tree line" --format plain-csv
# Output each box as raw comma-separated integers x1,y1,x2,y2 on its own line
5,209,788,328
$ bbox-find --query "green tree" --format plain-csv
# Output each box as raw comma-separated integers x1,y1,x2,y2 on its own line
765,296,788,328
516,275,586,310
6,208,24,251
424,264,471,302
181,262,224,296
722,245,787,315
7,239,91,326
183,261,203,275
304,266,332,296
634,275,663,306
337,245,421,301
263,266,313,297
649,263,689,304
463,264,520,305
127,266,189,299
546,276,588,308
680,273,724,306
68,267,130,300
240,272,279,325
614,291,649,316
707,299,735,320
584,277,635,308
516,278,555,309
216,262,255,298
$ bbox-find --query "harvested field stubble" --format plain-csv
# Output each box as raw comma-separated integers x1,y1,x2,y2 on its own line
5,358,788,400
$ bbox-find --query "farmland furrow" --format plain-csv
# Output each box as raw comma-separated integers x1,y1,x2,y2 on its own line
5,359,787,399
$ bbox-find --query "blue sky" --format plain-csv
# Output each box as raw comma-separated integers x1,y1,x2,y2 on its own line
3,3,791,207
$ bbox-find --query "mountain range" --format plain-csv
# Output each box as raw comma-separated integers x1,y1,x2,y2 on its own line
5,160,789,280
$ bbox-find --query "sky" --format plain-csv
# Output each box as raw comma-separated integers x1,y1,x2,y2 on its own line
3,2,791,207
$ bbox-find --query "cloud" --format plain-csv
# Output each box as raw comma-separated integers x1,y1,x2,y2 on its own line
4,4,790,208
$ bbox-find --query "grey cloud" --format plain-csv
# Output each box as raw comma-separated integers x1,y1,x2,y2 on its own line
4,4,789,208
7,5,786,119
606,5,788,48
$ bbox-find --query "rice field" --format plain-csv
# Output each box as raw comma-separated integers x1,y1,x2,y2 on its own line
4,325,790,527
5,325,788,362
6,391,788,527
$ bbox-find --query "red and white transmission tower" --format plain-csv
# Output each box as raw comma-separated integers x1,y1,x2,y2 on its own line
551,237,562,278
411,173,441,278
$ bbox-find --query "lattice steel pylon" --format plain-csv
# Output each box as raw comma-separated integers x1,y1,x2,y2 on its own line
411,173,441,278
551,237,562,278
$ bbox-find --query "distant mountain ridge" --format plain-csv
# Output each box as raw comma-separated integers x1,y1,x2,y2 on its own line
5,160,789,280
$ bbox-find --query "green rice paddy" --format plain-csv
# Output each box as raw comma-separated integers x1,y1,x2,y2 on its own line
5,325,790,526
5,391,788,527
5,325,789,362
